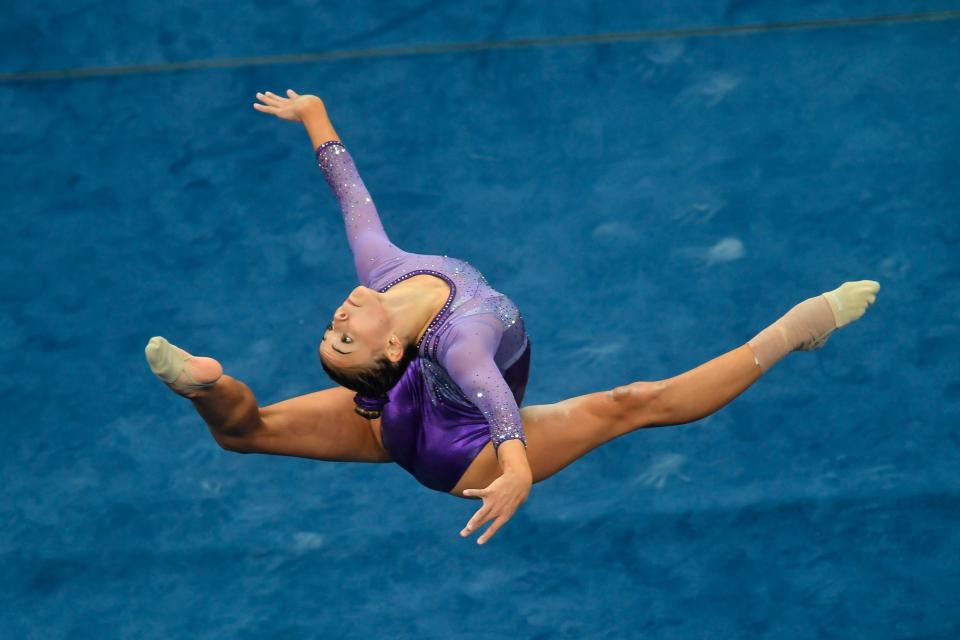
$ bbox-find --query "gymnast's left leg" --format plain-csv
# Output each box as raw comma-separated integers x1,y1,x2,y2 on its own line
450,280,879,496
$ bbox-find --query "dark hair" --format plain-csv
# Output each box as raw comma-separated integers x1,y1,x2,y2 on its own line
320,343,419,419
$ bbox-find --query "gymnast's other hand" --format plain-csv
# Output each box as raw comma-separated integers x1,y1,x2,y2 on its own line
460,469,532,545
252,89,323,122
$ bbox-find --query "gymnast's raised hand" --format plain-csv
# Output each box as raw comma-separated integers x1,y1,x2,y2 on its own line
252,88,319,122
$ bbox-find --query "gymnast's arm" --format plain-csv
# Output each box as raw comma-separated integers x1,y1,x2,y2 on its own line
439,319,532,478
301,99,406,285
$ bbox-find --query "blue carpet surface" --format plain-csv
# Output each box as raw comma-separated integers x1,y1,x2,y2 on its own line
2,3,958,638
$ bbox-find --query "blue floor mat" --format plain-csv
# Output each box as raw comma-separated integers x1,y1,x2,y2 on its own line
2,4,958,638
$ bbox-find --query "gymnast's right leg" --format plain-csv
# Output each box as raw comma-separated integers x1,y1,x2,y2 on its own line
144,337,391,462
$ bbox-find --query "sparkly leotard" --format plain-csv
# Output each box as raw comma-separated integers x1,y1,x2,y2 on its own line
316,140,531,493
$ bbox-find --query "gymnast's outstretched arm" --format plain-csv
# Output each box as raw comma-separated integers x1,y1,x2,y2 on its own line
255,90,407,285
306,104,409,286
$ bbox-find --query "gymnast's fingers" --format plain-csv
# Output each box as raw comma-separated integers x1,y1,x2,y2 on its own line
259,90,285,105
461,504,492,537
477,515,509,545
252,102,277,114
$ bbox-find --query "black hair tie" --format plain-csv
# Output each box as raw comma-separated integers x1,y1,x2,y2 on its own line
353,392,389,419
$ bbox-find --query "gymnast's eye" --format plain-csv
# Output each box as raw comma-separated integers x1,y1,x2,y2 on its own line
324,320,352,344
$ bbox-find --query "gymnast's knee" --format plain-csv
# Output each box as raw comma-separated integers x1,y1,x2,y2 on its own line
607,380,669,427
212,431,255,453
210,410,270,453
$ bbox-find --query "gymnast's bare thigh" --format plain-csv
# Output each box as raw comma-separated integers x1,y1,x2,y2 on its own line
449,388,660,498
242,385,393,463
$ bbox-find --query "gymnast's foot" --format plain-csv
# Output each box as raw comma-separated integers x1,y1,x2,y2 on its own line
800,280,881,351
747,280,880,373
145,336,223,398
822,280,881,329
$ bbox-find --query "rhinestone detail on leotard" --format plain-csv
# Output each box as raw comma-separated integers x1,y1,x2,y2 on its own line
377,269,457,352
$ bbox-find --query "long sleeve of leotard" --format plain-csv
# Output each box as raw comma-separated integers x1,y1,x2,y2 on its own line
438,317,528,454
315,140,406,286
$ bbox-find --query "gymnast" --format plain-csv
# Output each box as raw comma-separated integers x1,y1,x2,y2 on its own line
145,89,881,545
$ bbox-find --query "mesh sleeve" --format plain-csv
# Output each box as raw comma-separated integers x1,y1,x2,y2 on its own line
315,140,406,286
438,317,528,454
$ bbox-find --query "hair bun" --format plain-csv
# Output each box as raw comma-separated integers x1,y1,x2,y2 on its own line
354,392,389,419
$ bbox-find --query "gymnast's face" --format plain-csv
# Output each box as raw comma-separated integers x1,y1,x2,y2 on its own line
319,285,396,369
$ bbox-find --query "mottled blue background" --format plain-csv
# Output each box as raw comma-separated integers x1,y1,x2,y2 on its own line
2,2,959,638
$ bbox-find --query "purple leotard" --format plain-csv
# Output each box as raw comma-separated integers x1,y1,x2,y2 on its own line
316,140,531,493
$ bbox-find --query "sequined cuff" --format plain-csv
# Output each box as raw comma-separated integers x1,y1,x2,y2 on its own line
315,139,346,165
492,434,528,453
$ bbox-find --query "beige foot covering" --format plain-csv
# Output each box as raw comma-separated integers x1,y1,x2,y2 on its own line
145,336,223,396
747,280,880,373
823,280,881,329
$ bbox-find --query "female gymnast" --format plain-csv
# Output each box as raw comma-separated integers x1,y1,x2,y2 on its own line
145,89,880,545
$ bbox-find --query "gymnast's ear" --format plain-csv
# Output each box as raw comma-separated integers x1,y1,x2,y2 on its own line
384,334,405,363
